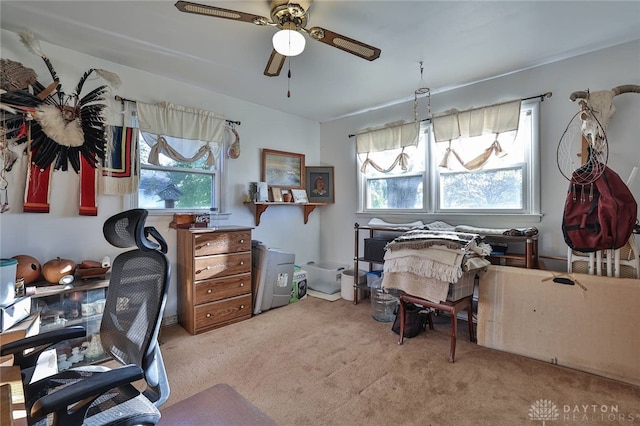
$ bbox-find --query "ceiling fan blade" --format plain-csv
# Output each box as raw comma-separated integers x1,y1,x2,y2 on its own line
307,27,381,61
264,50,286,77
175,1,270,25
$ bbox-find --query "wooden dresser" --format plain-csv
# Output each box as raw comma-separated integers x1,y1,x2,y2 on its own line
176,226,253,335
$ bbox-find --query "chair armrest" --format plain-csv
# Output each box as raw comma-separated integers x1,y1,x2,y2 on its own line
30,364,145,422
1,326,86,369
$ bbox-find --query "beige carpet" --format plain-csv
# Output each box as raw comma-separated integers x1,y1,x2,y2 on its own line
158,296,640,425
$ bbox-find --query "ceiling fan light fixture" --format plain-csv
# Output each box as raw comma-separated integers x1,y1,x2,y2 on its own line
272,29,305,57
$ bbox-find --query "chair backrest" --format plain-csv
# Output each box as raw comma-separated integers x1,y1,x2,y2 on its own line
101,209,171,405
567,234,639,279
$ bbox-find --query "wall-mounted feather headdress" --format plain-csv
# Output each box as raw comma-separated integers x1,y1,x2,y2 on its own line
0,30,121,172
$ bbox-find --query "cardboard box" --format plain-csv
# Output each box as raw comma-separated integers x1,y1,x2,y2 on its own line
0,296,31,332
290,270,307,303
478,265,640,387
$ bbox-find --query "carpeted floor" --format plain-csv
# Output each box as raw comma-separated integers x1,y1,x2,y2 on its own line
158,296,640,425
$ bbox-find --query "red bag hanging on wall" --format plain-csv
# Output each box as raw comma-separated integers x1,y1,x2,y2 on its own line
562,164,638,252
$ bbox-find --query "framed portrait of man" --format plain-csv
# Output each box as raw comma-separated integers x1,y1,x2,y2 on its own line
305,166,334,204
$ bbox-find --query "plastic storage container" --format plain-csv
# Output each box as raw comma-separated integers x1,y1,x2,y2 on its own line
305,261,348,294
366,270,383,287
371,288,398,322
0,258,18,308
446,271,476,301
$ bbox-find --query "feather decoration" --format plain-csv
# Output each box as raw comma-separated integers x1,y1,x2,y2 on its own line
19,30,45,58
80,86,109,106
19,30,61,103
74,69,95,95
94,69,122,89
6,31,111,172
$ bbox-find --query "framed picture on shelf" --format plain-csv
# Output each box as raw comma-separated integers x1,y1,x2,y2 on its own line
271,187,283,202
291,189,309,203
306,166,334,203
261,149,305,189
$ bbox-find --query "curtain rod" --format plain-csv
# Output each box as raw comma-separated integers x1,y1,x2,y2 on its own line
114,95,241,126
347,91,552,138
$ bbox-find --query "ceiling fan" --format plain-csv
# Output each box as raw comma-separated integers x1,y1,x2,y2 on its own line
175,0,382,77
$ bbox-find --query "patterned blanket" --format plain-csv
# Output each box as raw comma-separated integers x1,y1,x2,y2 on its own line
385,229,483,252
383,229,490,284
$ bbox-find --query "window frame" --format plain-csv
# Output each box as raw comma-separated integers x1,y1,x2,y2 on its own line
130,131,225,215
357,100,541,220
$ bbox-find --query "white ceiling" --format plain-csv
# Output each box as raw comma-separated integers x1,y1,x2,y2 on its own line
1,1,639,123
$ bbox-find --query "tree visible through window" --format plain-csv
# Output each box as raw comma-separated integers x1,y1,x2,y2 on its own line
138,133,219,211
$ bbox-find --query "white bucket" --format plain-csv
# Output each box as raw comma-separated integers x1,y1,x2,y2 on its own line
0,258,18,307
341,269,367,301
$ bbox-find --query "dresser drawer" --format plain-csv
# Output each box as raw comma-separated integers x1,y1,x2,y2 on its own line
194,231,251,257
194,252,251,280
195,273,251,305
195,294,251,330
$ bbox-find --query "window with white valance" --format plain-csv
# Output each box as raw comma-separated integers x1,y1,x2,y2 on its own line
135,101,228,212
356,120,420,173
357,99,540,215
432,99,521,170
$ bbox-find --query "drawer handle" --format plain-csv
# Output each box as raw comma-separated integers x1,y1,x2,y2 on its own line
240,305,245,309
240,239,244,243
195,265,211,274
206,313,211,318
240,282,244,287
195,242,211,250
207,289,212,294
239,261,244,266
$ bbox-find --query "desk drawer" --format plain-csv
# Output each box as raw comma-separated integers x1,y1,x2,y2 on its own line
195,273,251,305
194,252,251,281
195,294,251,330
194,231,251,257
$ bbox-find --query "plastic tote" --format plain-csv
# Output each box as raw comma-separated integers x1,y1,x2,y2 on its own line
0,258,18,307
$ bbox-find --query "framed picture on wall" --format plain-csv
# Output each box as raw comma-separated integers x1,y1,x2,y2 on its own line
261,149,305,189
271,187,283,202
306,166,334,204
291,189,309,203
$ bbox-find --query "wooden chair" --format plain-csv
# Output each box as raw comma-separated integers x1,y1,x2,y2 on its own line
397,293,475,363
567,234,639,279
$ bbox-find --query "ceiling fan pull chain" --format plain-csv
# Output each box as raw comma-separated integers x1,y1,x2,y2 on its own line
287,58,291,98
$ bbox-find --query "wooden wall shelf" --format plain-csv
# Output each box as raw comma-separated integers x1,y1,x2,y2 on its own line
243,202,327,226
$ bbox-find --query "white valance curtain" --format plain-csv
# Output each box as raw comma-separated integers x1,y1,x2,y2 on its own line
433,99,521,170
356,121,420,173
137,101,227,166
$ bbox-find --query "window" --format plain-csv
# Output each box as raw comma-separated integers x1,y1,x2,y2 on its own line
138,133,221,211
132,102,227,214
358,101,540,216
360,133,426,211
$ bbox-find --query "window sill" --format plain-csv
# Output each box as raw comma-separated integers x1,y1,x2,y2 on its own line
355,212,543,227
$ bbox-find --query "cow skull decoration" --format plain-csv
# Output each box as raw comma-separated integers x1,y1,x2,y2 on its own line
569,84,640,153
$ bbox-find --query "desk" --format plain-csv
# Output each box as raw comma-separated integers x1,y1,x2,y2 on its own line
0,366,27,426
398,294,475,363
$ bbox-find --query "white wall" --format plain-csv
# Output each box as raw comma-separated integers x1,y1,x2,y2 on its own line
319,40,640,269
0,29,321,319
1,30,639,319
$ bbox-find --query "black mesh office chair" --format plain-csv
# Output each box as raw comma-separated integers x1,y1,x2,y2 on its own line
1,209,171,425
